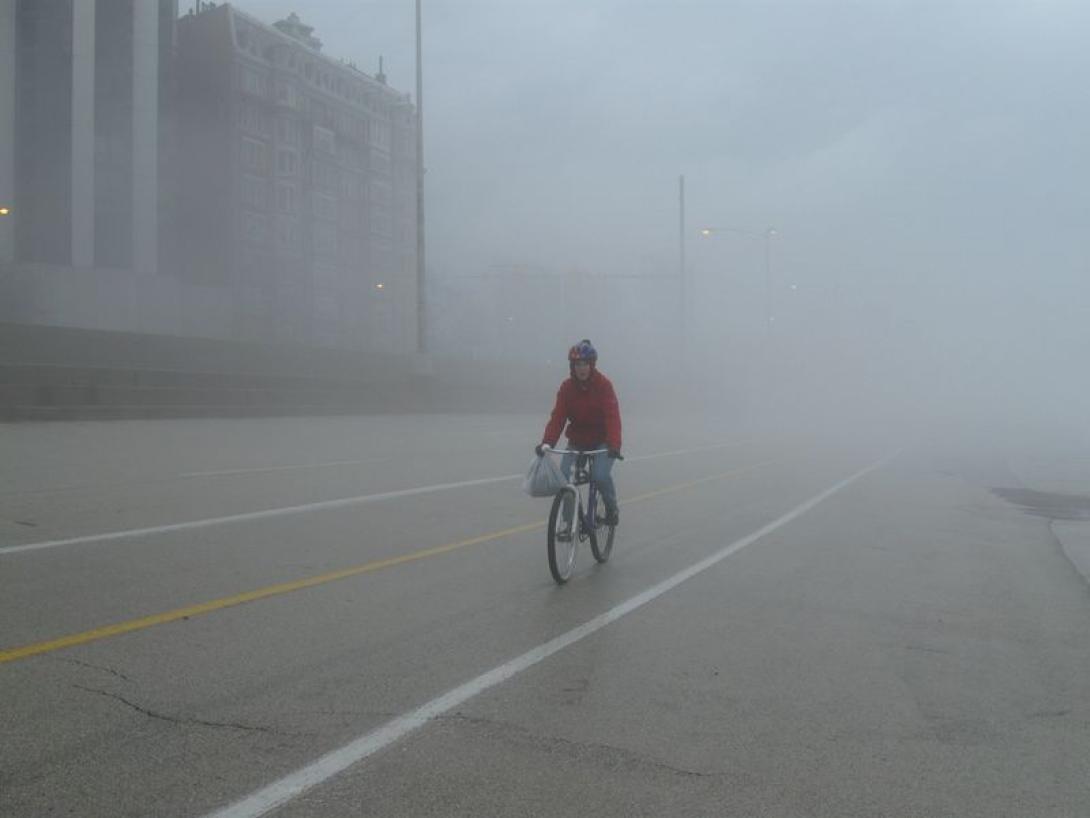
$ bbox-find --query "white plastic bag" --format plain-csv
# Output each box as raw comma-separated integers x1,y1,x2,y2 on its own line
522,454,567,497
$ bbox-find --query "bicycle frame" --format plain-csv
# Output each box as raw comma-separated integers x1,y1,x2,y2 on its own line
545,447,608,539
541,445,616,582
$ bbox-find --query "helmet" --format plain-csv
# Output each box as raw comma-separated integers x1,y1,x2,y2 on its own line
568,339,597,364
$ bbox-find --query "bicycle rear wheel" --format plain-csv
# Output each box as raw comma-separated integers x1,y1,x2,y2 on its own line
547,487,578,584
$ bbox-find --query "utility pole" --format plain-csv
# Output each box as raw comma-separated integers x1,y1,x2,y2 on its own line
415,0,427,353
679,174,686,354
763,228,772,339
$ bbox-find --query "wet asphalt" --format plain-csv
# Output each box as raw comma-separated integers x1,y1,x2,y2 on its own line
2,413,1090,818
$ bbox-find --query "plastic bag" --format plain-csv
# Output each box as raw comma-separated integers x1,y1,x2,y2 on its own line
522,454,567,497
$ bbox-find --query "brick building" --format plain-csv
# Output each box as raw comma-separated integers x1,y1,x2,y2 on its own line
176,6,418,351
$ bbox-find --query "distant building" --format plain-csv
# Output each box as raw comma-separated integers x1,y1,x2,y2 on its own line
0,0,176,277
175,5,418,351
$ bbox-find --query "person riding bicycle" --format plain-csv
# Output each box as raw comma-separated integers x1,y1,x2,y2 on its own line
535,340,622,537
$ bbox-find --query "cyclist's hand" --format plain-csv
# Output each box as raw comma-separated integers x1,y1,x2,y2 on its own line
535,443,548,457
608,448,623,460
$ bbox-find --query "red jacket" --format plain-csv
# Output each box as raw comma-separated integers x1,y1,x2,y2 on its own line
542,368,622,452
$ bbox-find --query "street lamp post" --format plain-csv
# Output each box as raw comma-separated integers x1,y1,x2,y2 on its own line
679,175,686,358
699,226,777,337
415,0,427,355
763,227,776,337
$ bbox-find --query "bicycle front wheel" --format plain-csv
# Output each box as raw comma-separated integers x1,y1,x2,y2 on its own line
547,487,578,584
590,519,614,563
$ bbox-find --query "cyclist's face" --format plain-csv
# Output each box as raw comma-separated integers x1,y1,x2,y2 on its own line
573,360,591,380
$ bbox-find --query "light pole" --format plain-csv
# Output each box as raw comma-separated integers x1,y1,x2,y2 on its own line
699,226,778,337
415,0,426,354
679,175,686,357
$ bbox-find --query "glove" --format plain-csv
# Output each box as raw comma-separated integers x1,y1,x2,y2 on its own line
535,443,548,457
608,448,623,460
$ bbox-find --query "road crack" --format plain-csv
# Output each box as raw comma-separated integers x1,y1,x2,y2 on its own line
73,685,280,734
443,712,719,779
55,657,134,682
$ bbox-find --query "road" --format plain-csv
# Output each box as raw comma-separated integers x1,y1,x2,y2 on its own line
2,412,1089,817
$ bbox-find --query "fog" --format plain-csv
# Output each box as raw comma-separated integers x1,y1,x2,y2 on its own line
8,0,1089,441
8,6,1090,808
217,0,1087,440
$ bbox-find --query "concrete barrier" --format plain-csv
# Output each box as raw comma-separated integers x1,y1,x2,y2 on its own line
0,321,559,420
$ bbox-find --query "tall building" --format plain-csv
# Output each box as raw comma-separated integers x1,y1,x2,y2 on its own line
175,6,419,351
0,0,175,275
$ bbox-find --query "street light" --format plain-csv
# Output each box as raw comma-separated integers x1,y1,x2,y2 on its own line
0,207,10,216
699,226,778,336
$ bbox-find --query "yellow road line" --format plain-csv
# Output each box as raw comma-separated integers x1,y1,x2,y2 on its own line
0,521,542,666
623,459,778,505
0,460,778,666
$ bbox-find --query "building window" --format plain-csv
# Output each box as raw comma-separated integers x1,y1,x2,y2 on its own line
313,125,336,156
369,181,392,207
276,182,297,214
276,149,298,176
238,101,268,136
371,212,393,238
372,241,394,273
341,145,364,170
313,262,339,290
369,120,391,151
349,117,367,143
275,81,300,109
240,65,268,97
241,211,269,245
342,170,364,201
313,160,338,191
370,150,391,176
241,174,269,209
314,223,338,258
276,118,300,146
241,137,268,173
275,216,299,250
314,193,337,221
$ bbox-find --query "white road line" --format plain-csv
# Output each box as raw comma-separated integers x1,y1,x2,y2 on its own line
0,475,518,556
625,441,740,463
178,440,738,479
202,453,894,818
0,443,740,556
179,458,395,479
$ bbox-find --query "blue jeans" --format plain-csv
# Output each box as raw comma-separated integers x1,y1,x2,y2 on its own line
559,443,618,524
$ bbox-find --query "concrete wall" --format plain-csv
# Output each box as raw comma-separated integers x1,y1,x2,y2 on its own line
132,0,159,274
0,262,234,339
71,0,95,267
0,0,14,264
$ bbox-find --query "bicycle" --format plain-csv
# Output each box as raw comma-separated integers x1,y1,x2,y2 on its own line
540,446,619,584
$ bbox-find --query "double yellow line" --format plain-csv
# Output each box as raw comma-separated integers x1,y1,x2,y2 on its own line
0,460,776,666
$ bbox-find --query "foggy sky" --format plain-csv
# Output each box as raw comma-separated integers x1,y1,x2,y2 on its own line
237,0,1090,427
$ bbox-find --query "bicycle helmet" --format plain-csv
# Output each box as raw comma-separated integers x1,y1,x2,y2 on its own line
568,339,597,364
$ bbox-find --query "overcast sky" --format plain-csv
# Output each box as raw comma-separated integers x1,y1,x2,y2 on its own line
234,0,1089,418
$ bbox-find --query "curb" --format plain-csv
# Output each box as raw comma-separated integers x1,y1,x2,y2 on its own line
1051,521,1090,589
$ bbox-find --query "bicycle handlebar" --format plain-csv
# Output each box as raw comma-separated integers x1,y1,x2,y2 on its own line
540,446,610,456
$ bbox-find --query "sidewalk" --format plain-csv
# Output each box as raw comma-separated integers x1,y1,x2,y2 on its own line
1052,522,1090,586
1005,453,1090,588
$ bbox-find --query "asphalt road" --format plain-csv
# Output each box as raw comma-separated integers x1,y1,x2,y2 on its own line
2,413,1089,817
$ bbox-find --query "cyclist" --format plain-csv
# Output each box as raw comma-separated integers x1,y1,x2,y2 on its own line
535,339,623,539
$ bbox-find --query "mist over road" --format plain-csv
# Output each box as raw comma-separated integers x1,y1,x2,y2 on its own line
3,412,1089,817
